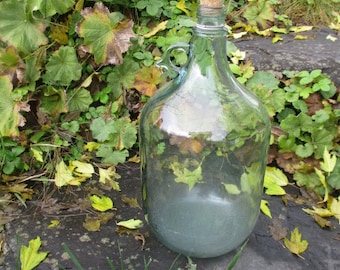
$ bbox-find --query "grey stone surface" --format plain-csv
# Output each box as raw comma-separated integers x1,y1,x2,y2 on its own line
2,164,340,270
234,28,340,87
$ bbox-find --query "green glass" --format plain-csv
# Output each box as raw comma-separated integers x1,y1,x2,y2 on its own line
139,4,271,258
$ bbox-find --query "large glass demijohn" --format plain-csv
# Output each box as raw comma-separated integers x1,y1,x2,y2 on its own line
139,0,271,258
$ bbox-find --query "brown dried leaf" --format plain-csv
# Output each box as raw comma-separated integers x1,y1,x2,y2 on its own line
121,196,141,209
269,217,288,241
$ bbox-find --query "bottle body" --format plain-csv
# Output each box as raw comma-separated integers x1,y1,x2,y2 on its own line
139,6,271,258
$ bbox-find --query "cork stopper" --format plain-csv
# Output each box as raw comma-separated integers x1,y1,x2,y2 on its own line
200,0,223,8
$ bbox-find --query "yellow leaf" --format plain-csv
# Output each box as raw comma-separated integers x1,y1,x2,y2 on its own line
30,147,44,162
69,160,94,178
144,20,168,38
272,34,283,43
54,160,77,187
326,34,337,42
260,199,272,218
231,31,248,39
83,216,101,231
84,141,100,152
49,24,68,45
98,167,121,191
20,237,48,270
328,22,340,31
314,168,328,203
328,196,340,224
221,183,241,195
302,207,333,218
117,219,143,229
264,166,288,195
283,227,308,258
90,194,114,212
48,220,60,228
176,0,190,16
290,25,313,32
294,34,311,40
320,147,337,173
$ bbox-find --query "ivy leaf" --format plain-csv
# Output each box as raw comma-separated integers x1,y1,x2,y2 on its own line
243,0,275,29
170,162,203,190
43,46,82,86
133,66,163,97
36,0,75,17
117,219,143,229
107,57,140,91
96,146,129,165
90,194,114,212
39,86,68,118
0,0,48,55
20,236,48,270
67,88,93,112
111,118,137,150
328,159,340,190
283,227,309,258
76,2,136,65
90,118,116,142
0,75,23,136
295,142,314,158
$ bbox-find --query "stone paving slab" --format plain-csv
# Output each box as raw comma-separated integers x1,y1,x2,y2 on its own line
234,27,340,87
2,163,340,270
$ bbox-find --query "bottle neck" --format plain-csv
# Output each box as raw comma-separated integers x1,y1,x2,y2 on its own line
195,5,227,34
191,5,229,75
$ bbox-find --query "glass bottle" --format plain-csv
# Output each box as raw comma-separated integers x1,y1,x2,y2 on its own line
139,0,271,258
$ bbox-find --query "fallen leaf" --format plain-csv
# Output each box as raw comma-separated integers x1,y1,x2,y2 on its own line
48,220,60,228
260,199,272,218
326,34,337,42
20,237,48,270
328,196,340,224
90,194,114,212
121,196,141,209
117,219,143,229
83,216,101,231
294,34,309,40
283,227,308,258
290,25,313,32
69,160,94,178
269,217,288,241
98,167,121,191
